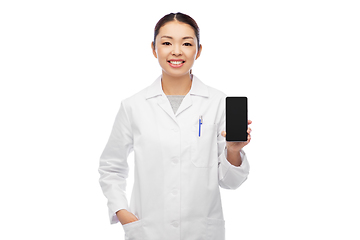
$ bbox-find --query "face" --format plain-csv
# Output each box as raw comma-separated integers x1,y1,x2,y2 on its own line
152,21,202,78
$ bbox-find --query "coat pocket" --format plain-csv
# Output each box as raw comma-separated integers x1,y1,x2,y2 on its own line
191,123,218,168
206,218,225,240
122,219,144,240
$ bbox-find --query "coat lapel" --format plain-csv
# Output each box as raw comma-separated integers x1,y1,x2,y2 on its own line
174,93,192,117
145,74,209,123
157,95,178,123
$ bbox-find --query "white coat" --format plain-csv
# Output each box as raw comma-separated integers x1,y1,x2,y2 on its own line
98,74,250,240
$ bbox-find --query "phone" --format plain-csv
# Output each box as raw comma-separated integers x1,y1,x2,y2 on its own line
225,96,248,142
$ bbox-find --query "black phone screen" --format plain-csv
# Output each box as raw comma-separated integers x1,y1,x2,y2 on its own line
225,97,248,142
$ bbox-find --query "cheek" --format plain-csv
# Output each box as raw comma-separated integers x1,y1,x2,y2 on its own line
157,47,169,60
185,48,197,59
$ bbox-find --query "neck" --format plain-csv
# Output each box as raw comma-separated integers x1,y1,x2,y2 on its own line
161,71,193,95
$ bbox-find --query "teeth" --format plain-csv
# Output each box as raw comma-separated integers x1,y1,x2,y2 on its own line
169,61,183,65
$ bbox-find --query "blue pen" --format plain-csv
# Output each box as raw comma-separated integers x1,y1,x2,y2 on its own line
198,116,202,137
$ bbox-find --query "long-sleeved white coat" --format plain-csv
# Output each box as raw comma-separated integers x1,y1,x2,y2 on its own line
98,74,250,240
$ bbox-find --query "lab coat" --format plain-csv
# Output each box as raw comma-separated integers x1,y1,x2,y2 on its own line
98,74,250,240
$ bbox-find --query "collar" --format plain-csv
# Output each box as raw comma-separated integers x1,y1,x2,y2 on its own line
145,74,209,100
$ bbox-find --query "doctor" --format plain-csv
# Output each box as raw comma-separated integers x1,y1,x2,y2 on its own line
98,12,252,240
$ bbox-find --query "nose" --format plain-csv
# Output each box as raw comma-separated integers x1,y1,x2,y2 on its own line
171,44,182,56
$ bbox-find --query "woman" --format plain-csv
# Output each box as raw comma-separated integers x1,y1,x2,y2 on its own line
98,12,252,240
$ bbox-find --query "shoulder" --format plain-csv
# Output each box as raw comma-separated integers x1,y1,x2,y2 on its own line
207,84,227,99
120,79,155,107
206,85,227,114
200,78,227,103
192,74,227,100
121,88,147,105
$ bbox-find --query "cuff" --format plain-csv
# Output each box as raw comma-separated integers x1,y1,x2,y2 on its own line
218,148,250,189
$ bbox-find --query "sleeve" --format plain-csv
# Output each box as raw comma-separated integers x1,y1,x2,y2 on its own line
217,96,250,190
98,101,133,224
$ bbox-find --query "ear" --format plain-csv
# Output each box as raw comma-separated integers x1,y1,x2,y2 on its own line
151,41,157,58
195,44,202,60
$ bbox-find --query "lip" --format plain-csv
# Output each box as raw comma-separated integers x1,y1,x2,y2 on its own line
167,59,185,68
168,59,185,61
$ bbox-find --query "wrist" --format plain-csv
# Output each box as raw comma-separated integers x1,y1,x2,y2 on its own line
116,209,127,218
226,145,241,153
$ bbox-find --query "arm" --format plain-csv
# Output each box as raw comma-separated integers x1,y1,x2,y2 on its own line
98,101,133,224
216,99,251,189
226,147,243,167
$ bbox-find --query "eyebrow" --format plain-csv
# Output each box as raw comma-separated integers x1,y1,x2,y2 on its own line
161,36,194,40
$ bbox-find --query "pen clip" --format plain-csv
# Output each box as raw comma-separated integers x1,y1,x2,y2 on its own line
199,115,202,137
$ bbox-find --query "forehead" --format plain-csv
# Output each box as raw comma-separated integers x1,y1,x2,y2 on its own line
158,21,196,39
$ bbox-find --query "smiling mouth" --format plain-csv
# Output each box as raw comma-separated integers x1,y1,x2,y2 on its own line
167,60,185,65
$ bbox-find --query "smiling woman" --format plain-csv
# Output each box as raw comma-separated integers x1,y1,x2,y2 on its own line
151,13,203,94
98,12,252,240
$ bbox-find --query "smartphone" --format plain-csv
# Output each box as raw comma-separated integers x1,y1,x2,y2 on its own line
225,96,248,142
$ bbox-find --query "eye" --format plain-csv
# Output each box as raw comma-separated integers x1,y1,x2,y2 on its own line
162,42,171,45
184,43,192,46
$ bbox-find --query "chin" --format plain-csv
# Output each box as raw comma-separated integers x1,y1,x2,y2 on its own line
164,70,191,77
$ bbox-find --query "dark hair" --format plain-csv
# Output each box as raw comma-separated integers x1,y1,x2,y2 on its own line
153,12,200,50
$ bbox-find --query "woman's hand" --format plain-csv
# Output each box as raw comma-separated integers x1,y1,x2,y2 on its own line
221,120,252,152
116,209,139,225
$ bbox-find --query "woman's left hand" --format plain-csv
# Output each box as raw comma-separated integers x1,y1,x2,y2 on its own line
221,120,252,152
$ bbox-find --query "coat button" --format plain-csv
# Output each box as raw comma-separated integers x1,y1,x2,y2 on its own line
172,158,179,164
172,221,179,227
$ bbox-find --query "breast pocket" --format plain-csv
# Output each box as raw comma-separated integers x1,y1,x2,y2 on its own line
191,122,218,168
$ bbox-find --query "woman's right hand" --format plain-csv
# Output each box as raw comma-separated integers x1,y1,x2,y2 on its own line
116,209,139,225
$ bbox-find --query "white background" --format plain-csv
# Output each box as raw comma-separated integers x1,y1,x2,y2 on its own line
1,0,359,239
